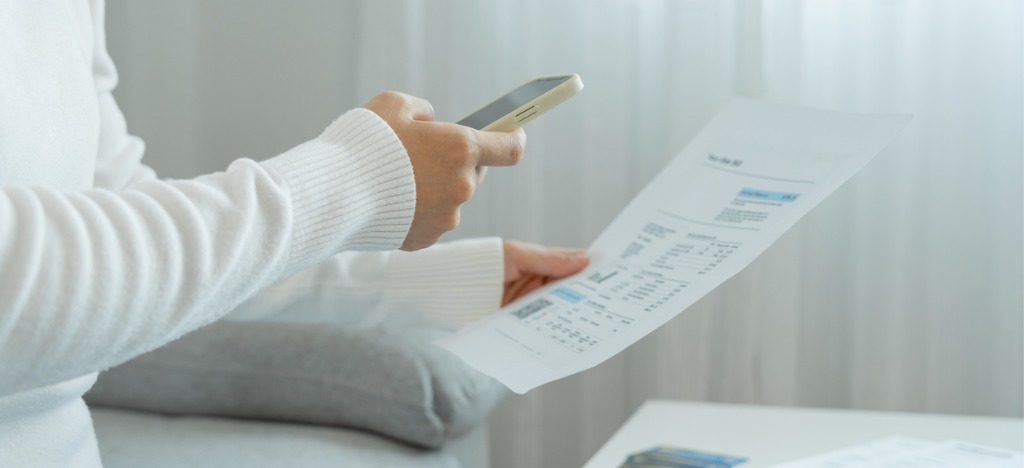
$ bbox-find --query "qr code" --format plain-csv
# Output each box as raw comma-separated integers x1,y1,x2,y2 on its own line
512,298,553,319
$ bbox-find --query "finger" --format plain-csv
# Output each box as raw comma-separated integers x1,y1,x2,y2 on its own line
505,274,540,305
516,245,589,278
399,93,435,121
503,278,530,306
473,127,526,167
503,274,549,306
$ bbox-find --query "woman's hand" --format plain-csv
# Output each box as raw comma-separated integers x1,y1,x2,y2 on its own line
364,92,526,251
502,240,589,306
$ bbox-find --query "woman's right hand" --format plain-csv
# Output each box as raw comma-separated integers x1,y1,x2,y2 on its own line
363,91,527,251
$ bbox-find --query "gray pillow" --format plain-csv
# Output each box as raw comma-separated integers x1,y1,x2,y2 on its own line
85,320,508,449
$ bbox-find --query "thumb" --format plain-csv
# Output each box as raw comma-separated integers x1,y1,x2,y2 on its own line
474,127,527,167
518,246,590,278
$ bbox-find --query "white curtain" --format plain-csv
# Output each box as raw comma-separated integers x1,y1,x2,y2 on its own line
106,1,1022,466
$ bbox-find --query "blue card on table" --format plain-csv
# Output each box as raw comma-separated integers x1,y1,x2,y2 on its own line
620,445,748,468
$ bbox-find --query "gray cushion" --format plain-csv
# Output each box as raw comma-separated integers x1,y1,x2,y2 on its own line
85,320,508,449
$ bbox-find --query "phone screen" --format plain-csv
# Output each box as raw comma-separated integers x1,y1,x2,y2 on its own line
457,76,574,130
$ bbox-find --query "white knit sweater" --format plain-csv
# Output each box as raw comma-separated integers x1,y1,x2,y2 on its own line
0,1,504,466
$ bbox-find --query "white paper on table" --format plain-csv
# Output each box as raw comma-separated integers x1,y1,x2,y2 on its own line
892,441,1024,467
768,436,939,467
769,436,1024,467
436,98,912,394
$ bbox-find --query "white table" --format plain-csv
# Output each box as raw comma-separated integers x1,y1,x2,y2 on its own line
583,400,1023,468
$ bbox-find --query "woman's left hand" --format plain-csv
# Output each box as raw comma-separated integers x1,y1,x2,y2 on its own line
502,240,589,306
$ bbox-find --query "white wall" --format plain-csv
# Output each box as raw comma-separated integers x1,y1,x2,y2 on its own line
105,1,1022,467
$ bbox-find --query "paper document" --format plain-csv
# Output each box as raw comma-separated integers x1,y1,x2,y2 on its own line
769,436,1024,467
438,99,912,393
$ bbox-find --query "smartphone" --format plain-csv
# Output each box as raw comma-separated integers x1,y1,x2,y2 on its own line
456,74,583,132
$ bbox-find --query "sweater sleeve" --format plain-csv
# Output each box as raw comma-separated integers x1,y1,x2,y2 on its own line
0,111,416,397
0,3,416,397
226,237,506,329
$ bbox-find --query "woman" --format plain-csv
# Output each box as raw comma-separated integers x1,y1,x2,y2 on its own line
0,1,588,466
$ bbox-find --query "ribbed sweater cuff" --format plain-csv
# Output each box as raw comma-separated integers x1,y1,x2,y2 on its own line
387,237,505,328
262,108,415,274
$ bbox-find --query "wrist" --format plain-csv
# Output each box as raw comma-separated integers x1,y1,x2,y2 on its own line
261,109,416,275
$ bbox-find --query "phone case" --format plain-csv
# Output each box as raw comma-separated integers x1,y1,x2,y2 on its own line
480,74,584,132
